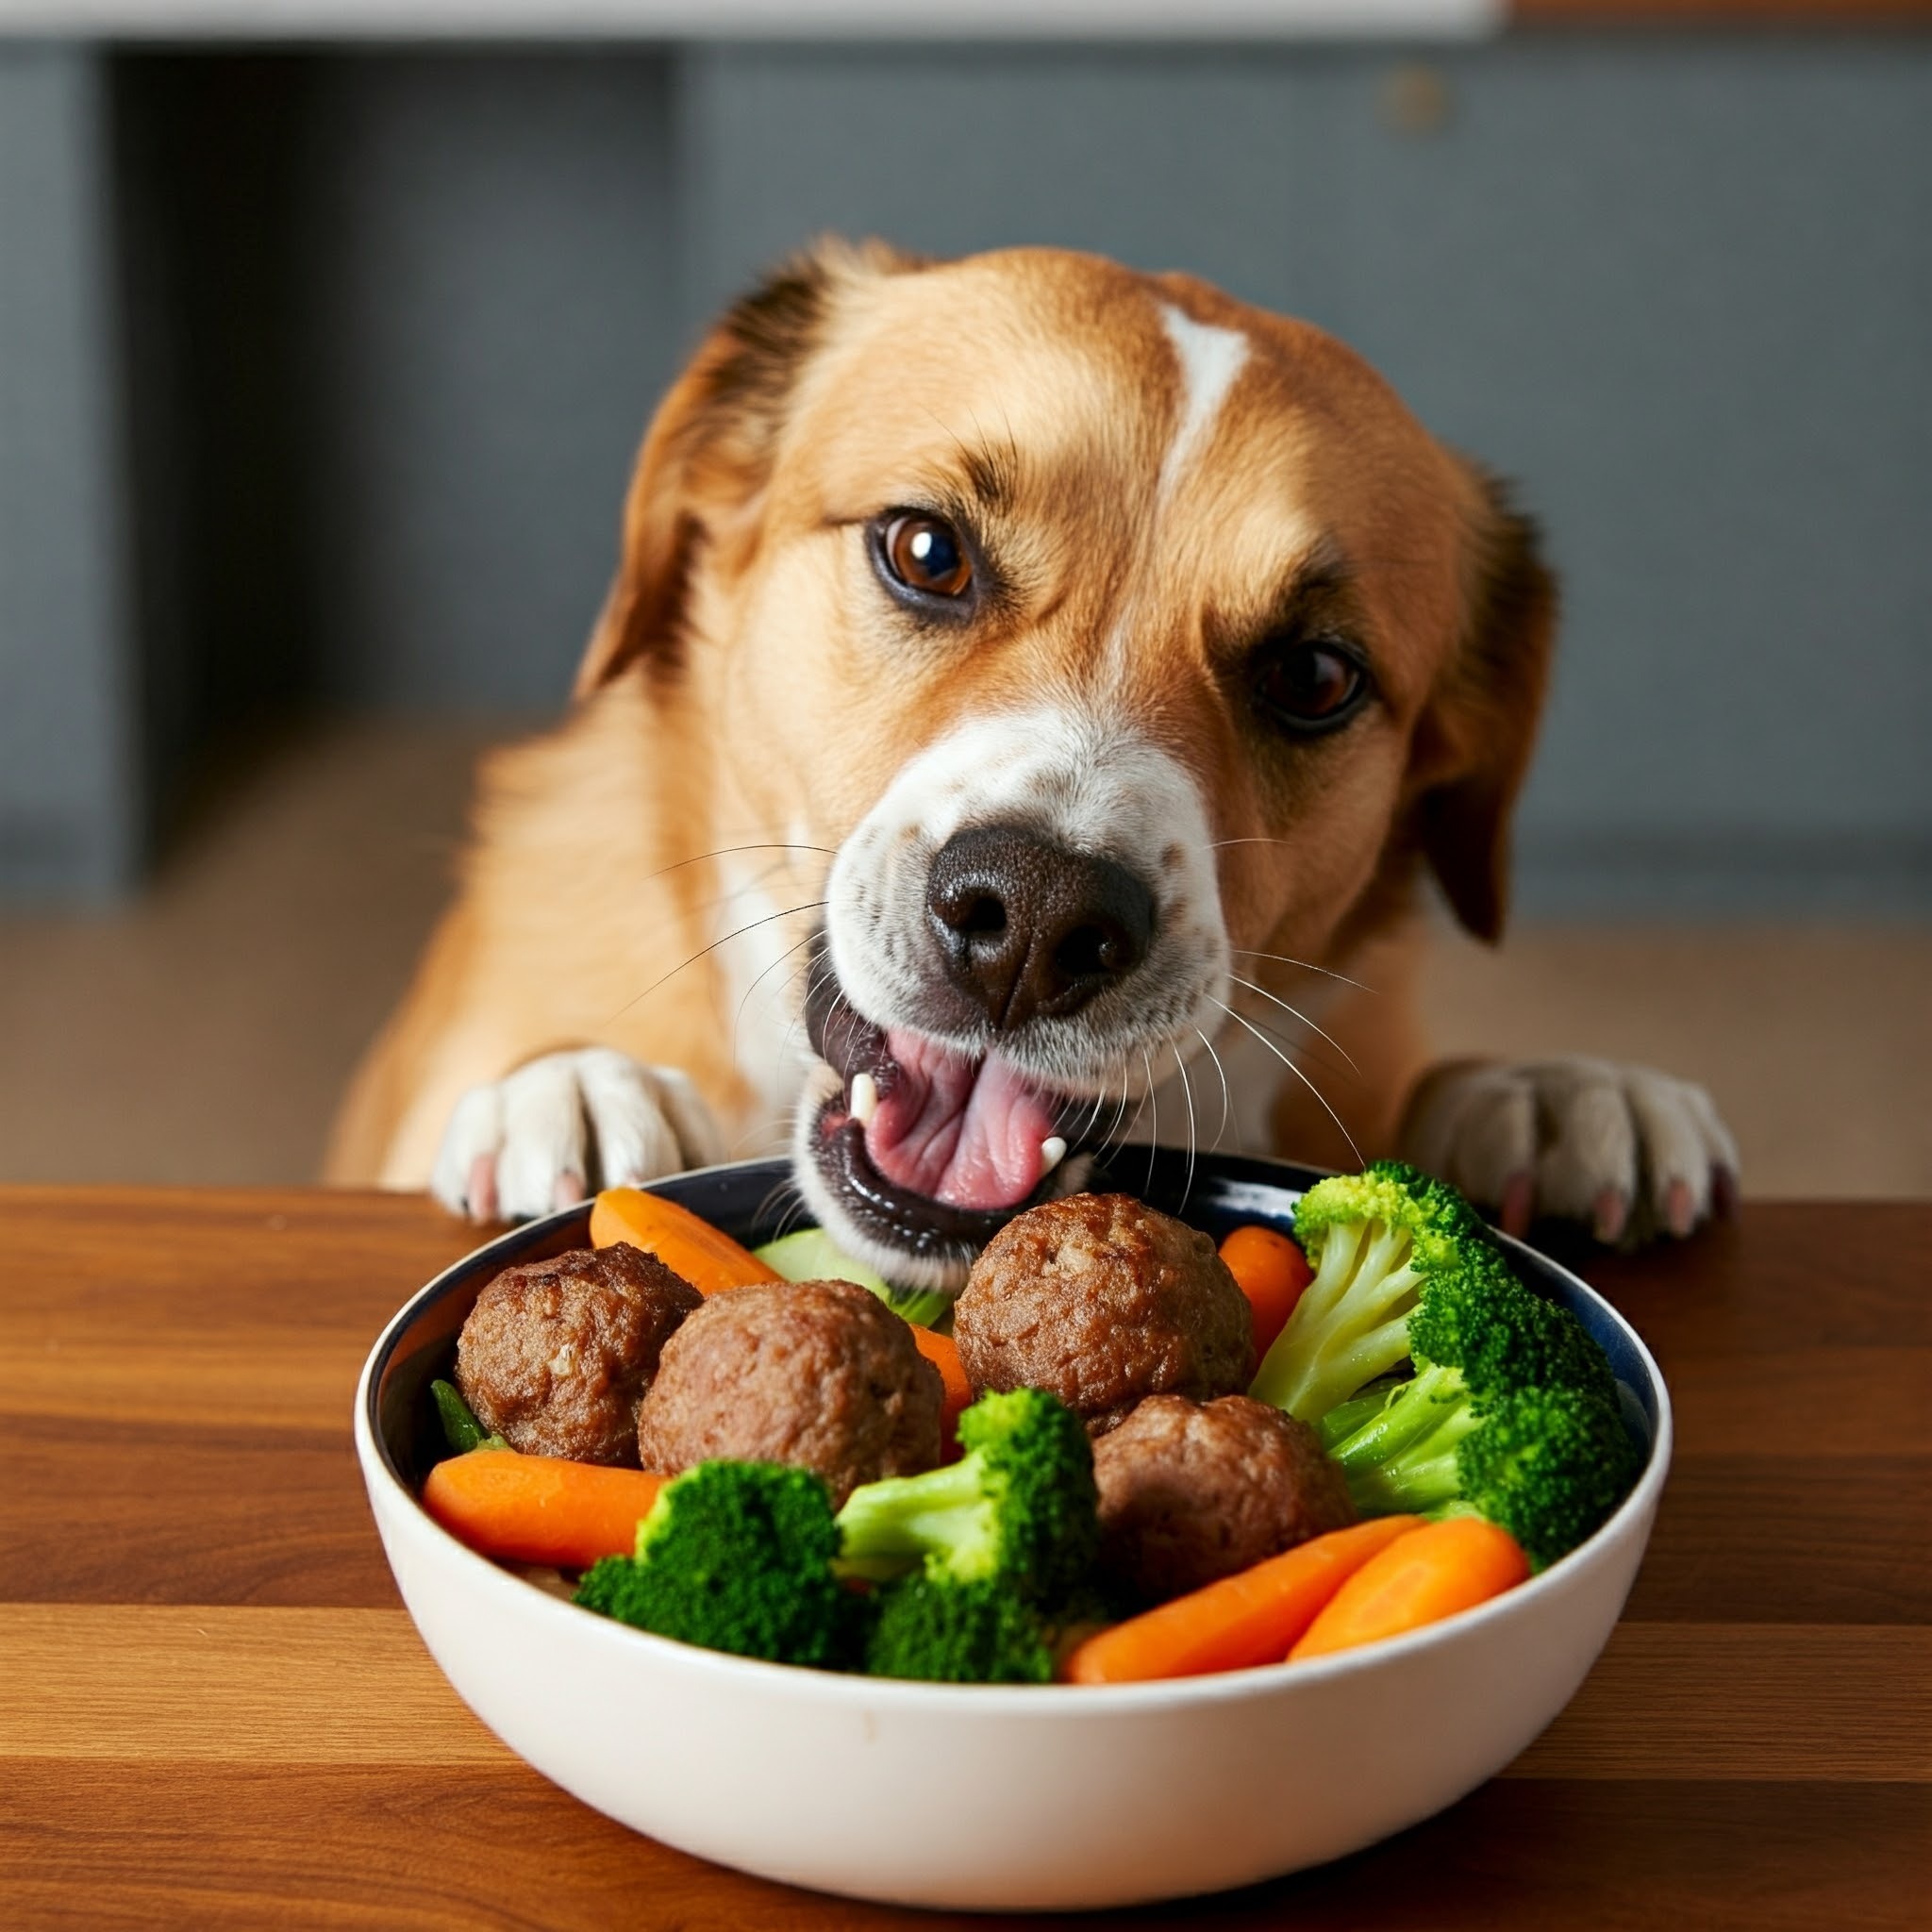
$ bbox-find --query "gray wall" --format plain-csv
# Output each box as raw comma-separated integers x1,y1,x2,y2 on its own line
293,55,681,710
1,38,1927,913
0,47,139,899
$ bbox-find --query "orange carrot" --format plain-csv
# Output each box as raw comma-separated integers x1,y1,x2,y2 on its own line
1060,1516,1424,1685
1289,1514,1530,1660
589,1186,781,1296
909,1326,974,1460
423,1451,666,1569
1219,1224,1313,1359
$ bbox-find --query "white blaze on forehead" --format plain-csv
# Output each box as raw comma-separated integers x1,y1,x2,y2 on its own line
1157,302,1250,505
1097,303,1251,691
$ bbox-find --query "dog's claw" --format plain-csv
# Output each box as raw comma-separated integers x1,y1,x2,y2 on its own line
1664,1178,1696,1240
1592,1187,1628,1247
1499,1172,1535,1238
466,1153,498,1224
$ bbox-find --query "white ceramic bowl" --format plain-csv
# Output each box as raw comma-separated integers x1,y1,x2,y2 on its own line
356,1153,1670,1912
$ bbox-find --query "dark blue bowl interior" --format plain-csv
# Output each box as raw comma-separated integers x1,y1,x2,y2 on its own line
369,1150,1661,1495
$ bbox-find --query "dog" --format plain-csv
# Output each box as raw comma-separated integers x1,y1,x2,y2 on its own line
325,241,1738,1287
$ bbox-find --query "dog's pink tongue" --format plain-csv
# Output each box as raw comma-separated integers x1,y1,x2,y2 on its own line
864,1031,1056,1211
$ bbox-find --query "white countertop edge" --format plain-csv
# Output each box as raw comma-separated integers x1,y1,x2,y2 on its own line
0,0,1505,44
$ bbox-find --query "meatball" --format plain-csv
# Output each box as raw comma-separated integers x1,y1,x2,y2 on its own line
636,1278,942,1507
456,1241,701,1467
954,1193,1256,1436
1093,1394,1357,1604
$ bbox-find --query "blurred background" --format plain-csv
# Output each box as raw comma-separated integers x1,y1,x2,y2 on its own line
1,6,1926,1198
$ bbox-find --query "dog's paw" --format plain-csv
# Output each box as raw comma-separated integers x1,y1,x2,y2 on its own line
430,1047,724,1223
1399,1056,1740,1245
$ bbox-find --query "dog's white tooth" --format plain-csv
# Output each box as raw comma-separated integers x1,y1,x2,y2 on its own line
1040,1135,1068,1175
849,1072,880,1126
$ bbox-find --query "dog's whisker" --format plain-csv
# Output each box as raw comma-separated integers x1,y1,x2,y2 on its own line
1174,1036,1199,1216
1209,995,1363,1168
689,851,818,922
1195,1024,1235,1156
1094,1058,1137,1168
1081,1071,1120,1147
1141,1047,1161,1202
753,1173,804,1234
728,1115,795,1159
771,958,840,1089
1227,972,1361,1077
1220,1002,1358,1093
1229,948,1374,993
732,928,822,1070
608,899,829,1025
1120,1058,1152,1149
635,841,837,892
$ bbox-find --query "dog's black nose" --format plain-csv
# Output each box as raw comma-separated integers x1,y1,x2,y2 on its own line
924,826,1156,1031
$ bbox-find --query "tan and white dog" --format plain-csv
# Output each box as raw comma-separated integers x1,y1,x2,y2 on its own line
326,242,1737,1287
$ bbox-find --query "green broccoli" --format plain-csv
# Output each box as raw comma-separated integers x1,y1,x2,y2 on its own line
1251,1160,1620,1425
864,1574,1058,1684
833,1387,1100,1603
829,1388,1101,1684
1331,1380,1642,1571
574,1459,857,1668
1315,1376,1409,1450
1407,1256,1619,1408
1320,1224,1621,1476
1250,1160,1512,1422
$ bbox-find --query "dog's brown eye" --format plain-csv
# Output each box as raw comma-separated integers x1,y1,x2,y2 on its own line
1252,639,1370,734
882,514,973,600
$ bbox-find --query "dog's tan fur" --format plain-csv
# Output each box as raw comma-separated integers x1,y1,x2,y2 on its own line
326,242,1552,1199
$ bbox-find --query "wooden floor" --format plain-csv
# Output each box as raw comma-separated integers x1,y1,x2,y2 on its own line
0,717,1925,1197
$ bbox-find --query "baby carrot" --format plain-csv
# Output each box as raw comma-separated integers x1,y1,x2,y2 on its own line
423,1450,665,1569
909,1326,974,1460
1060,1516,1423,1685
1289,1514,1530,1660
1219,1224,1313,1359
589,1186,781,1296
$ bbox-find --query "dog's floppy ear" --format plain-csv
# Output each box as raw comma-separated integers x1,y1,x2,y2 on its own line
1415,479,1557,943
575,238,912,695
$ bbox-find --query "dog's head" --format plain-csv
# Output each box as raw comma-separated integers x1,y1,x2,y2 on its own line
579,242,1554,1289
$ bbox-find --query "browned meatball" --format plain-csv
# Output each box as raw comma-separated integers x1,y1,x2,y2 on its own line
954,1193,1256,1436
456,1242,700,1466
1093,1393,1357,1604
636,1278,942,1507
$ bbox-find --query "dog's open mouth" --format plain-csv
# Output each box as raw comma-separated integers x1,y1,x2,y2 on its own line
800,961,1093,1283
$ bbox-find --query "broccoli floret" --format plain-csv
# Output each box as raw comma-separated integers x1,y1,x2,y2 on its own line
1330,1378,1641,1571
1250,1160,1504,1422
574,1459,855,1668
834,1388,1099,1604
1253,1160,1620,1424
1407,1259,1619,1407
1455,1386,1643,1570
864,1574,1058,1684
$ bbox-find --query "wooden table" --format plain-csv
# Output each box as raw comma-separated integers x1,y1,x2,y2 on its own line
2,1189,1925,1929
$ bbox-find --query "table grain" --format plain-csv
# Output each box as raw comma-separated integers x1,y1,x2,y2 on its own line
2,1188,1926,1930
